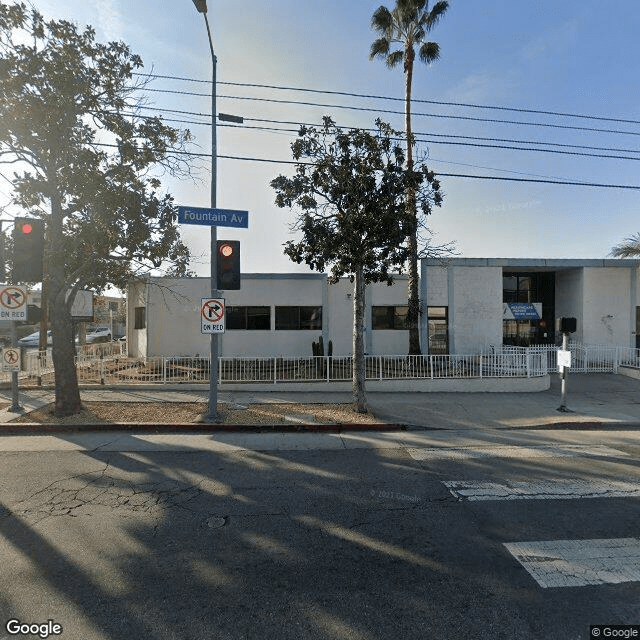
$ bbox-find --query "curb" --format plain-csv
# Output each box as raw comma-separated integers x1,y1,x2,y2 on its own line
0,422,406,436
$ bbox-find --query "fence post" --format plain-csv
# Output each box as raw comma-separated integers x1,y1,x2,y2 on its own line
430,355,434,380
273,357,277,384
379,356,383,381
526,348,531,378
479,348,483,380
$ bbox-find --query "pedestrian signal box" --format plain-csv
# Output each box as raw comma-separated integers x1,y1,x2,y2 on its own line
557,317,577,333
216,240,240,290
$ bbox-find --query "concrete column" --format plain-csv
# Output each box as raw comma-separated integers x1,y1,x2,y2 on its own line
447,266,456,355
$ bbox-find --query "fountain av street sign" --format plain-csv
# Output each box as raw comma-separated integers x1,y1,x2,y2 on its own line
178,206,248,228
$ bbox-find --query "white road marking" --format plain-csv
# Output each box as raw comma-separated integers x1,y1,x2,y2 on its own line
443,479,640,501
504,538,640,588
407,444,627,461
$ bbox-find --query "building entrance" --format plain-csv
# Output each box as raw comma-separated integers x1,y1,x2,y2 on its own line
503,272,555,346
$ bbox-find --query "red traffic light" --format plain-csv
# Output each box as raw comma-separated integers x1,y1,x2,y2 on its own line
19,222,33,234
219,242,234,258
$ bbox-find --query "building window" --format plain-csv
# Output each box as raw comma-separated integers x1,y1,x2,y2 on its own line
427,306,448,354
134,306,146,330
226,306,270,330
275,306,322,330
371,305,408,330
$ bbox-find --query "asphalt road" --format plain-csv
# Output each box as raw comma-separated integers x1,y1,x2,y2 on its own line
0,428,638,640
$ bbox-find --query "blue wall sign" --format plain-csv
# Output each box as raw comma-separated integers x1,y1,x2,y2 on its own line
508,302,540,320
178,206,248,228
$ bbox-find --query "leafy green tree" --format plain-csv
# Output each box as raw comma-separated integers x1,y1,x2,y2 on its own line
271,117,442,412
370,0,449,355
0,2,192,415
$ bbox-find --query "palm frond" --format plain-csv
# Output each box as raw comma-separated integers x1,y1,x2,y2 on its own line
369,37,390,61
610,233,640,258
371,5,393,34
418,41,440,64
386,49,404,68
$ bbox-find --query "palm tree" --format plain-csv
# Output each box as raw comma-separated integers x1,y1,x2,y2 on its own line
370,0,448,355
611,233,640,258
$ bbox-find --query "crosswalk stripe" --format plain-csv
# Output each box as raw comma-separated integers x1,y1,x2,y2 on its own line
407,444,627,461
443,479,640,501
504,538,640,588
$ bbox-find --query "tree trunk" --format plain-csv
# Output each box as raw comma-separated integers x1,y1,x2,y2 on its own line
49,195,82,417
352,267,367,413
405,46,421,355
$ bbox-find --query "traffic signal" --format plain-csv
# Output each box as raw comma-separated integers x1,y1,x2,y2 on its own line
13,217,44,283
216,240,240,290
558,317,577,333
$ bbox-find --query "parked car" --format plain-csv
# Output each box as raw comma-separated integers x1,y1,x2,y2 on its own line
84,326,112,344
17,330,52,348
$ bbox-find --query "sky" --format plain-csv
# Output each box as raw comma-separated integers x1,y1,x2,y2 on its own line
5,0,640,277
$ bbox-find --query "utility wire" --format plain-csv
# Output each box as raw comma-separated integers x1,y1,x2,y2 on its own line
121,110,640,163
133,73,640,127
87,142,640,190
136,98,640,138
123,109,640,158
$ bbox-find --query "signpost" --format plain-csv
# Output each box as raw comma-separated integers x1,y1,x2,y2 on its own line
0,285,26,412
201,298,225,334
178,207,248,229
0,286,27,320
1,348,20,372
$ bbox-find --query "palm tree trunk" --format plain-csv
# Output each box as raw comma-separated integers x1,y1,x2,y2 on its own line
405,46,421,355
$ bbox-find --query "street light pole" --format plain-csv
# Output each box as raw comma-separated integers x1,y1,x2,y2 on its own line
192,0,219,421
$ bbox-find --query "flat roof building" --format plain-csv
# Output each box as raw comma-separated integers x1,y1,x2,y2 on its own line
126,258,640,358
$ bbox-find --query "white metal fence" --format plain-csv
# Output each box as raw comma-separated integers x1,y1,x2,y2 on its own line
6,342,640,387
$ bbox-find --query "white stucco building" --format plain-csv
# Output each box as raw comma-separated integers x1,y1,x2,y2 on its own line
126,258,640,358
127,273,413,358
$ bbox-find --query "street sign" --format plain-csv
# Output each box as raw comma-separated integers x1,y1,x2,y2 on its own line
1,348,20,372
557,349,571,371
178,206,248,228
0,286,27,320
201,298,225,334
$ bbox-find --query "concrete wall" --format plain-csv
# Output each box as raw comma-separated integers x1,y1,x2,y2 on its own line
555,269,584,342
129,274,412,358
447,266,503,353
368,276,410,355
127,280,148,358
582,267,633,347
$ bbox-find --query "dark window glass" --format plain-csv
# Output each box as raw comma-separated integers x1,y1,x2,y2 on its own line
427,306,448,354
300,306,322,330
275,306,322,330
227,306,270,330
372,306,394,330
275,307,298,330
393,306,408,330
226,306,244,330
246,306,270,330
134,307,146,330
372,306,408,330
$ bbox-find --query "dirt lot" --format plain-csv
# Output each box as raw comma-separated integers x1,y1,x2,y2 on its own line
9,401,388,427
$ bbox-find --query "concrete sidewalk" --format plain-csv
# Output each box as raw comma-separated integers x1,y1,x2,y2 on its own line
0,373,638,430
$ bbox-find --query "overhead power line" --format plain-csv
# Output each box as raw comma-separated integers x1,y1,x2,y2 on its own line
86,142,640,190
122,108,640,162
134,97,640,138
133,72,640,127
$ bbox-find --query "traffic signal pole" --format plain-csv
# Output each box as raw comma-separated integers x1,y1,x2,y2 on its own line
196,4,220,422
